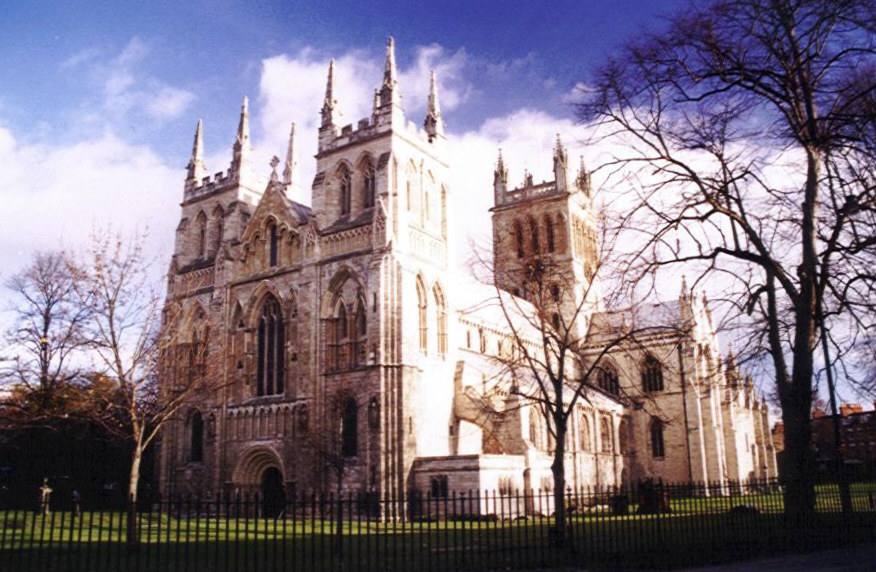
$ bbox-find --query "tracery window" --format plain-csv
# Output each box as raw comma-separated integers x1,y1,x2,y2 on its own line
329,302,348,371
598,362,620,396
651,418,665,458
256,295,285,396
641,355,664,392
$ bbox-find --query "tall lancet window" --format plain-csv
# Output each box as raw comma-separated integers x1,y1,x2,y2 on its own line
268,224,279,267
416,276,428,354
340,166,352,216
256,295,285,396
529,218,540,254
515,221,525,259
434,284,447,358
363,162,376,209
330,302,348,371
195,212,207,259
545,215,556,253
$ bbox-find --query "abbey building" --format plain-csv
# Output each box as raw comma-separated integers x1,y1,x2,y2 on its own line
158,39,777,502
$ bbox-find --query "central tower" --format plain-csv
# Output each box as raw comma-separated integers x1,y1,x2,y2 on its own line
490,137,599,335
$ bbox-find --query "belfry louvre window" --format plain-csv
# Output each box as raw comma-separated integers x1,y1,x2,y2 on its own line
363,162,376,208
256,295,285,396
515,222,525,259
340,167,352,215
641,355,664,392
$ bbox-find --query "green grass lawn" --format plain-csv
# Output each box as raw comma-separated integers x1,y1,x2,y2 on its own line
2,484,876,571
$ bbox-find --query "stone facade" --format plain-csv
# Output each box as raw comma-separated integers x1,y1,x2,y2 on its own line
158,39,776,505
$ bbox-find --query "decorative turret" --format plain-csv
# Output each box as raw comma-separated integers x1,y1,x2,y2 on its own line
493,149,508,205
319,59,341,151
576,156,592,197
553,134,570,192
375,37,404,128
424,69,444,142
185,119,206,188
282,122,299,191
231,96,254,185
725,346,741,387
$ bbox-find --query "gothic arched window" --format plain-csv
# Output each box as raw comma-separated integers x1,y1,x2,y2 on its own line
341,397,358,457
515,221,525,259
600,417,613,452
641,355,664,392
330,302,348,371
618,418,630,455
363,161,376,209
579,413,591,452
529,218,540,254
256,295,285,396
189,410,204,463
545,215,556,253
195,212,207,259
416,276,428,354
651,418,665,458
433,284,447,357
598,362,620,396
339,166,352,215
212,206,224,255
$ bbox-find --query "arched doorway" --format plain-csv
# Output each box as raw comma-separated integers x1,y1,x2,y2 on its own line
261,466,285,518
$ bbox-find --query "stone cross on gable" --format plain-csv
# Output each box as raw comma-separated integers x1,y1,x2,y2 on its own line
270,156,280,182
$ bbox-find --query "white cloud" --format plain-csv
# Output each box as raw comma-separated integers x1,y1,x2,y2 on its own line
0,121,181,278
66,37,196,125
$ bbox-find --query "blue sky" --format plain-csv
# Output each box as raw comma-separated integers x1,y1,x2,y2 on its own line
0,0,693,273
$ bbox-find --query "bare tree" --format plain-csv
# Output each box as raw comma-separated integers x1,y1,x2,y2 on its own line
0,251,89,424
67,228,220,546
473,229,687,543
576,0,876,523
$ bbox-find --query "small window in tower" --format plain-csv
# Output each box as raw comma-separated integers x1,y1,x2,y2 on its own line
551,313,560,330
530,219,540,254
515,222,525,259
364,163,376,209
340,168,352,215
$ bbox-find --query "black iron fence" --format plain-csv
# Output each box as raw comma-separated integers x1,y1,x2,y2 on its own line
2,477,876,571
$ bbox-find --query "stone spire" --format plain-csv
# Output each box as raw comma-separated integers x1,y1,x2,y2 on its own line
282,122,298,188
424,69,444,141
383,37,398,90
493,149,508,205
576,155,592,196
376,37,404,127
231,96,253,182
185,119,206,185
553,134,570,192
320,59,339,128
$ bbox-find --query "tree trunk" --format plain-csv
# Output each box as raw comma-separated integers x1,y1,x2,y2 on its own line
126,443,143,550
551,409,568,546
